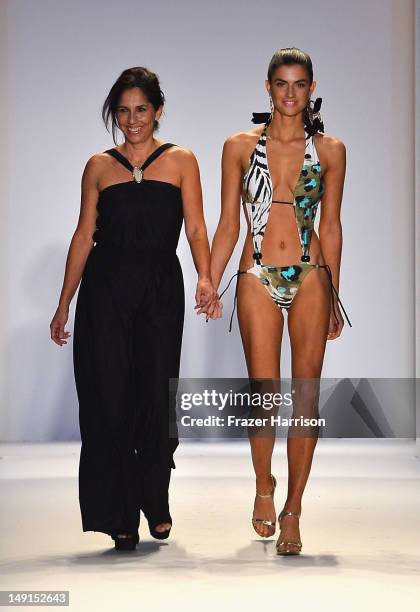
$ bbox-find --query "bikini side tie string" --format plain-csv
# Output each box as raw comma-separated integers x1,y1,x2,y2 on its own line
207,266,352,331
320,264,352,327
217,270,247,332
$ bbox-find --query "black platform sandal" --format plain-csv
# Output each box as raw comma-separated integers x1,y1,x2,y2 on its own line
110,531,139,551
146,516,172,540
140,462,173,540
141,482,173,539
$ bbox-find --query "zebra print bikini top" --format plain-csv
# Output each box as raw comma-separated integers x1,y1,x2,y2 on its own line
242,124,324,264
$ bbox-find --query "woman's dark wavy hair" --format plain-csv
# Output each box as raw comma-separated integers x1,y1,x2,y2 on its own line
102,67,165,145
267,48,322,135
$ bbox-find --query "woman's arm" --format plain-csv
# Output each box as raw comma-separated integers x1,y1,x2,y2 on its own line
318,136,347,339
50,156,101,346
178,148,217,314
209,135,243,292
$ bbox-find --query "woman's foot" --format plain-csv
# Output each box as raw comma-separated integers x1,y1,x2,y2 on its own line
111,531,139,551
147,519,172,540
251,475,277,538
276,508,302,555
154,522,172,533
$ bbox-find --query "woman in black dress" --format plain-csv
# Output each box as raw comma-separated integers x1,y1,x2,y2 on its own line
50,67,216,550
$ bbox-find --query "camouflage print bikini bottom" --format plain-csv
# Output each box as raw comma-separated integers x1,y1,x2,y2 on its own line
218,263,352,333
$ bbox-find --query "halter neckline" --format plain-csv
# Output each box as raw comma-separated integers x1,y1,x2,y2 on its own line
105,143,175,174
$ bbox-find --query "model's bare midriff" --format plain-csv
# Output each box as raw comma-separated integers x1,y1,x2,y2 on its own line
238,201,326,270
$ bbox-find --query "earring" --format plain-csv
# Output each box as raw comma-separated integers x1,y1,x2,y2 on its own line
269,96,274,114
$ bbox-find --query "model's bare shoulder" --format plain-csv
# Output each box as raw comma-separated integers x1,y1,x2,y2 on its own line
314,133,346,172
223,128,263,166
315,133,346,155
224,128,262,148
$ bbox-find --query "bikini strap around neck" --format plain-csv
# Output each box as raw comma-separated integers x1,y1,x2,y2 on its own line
261,122,269,140
311,133,320,164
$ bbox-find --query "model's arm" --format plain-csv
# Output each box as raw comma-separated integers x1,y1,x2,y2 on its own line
178,148,217,315
50,156,101,346
318,136,346,338
209,135,242,292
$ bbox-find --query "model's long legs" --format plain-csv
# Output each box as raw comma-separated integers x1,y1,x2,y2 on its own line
278,267,330,550
237,273,284,537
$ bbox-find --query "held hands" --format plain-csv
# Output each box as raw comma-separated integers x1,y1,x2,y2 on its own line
194,277,223,321
51,278,223,346
50,306,72,347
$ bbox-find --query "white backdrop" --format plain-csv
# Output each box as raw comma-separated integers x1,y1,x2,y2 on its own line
0,0,415,440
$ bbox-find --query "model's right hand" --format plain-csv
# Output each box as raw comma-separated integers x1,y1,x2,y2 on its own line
50,306,71,346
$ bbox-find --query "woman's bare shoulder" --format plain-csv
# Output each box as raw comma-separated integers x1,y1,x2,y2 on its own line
222,127,264,159
83,151,114,170
164,145,196,161
225,127,264,145
162,146,200,175
314,133,346,171
80,152,111,184
314,133,346,154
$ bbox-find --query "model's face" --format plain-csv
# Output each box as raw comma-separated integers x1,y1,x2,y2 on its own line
266,64,316,117
116,87,162,142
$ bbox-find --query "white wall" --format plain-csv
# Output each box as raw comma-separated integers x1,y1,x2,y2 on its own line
1,0,416,440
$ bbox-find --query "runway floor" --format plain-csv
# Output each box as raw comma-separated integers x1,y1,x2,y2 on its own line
1,439,419,611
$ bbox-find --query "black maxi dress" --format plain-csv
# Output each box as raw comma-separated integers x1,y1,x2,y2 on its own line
73,144,184,537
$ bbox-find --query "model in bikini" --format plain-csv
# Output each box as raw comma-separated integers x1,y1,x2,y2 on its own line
206,47,351,555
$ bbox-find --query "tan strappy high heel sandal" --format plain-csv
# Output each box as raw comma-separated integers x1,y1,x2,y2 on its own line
251,474,277,537
276,509,302,555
